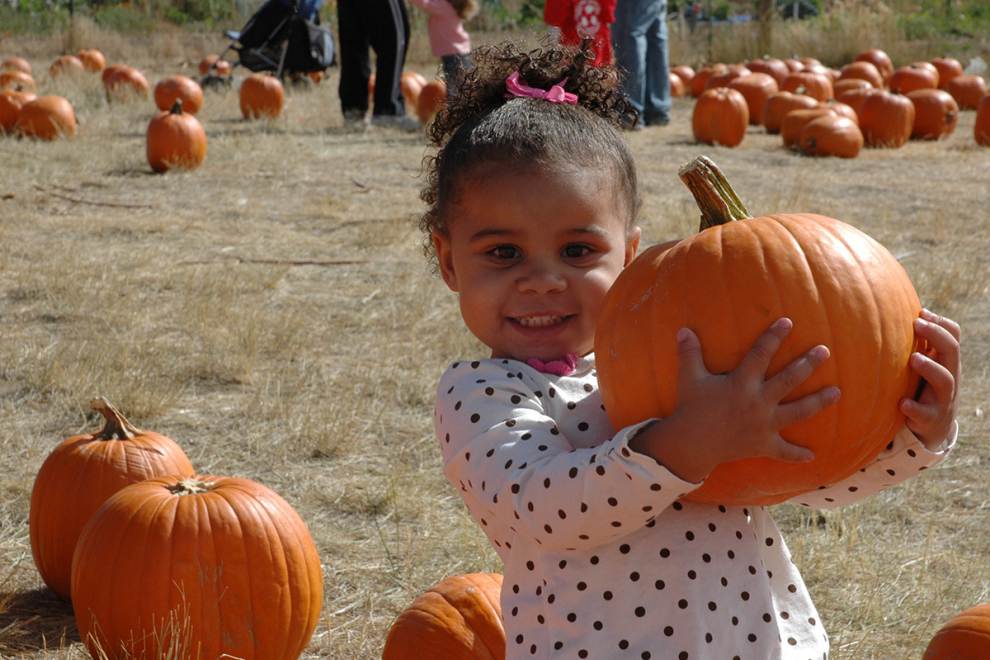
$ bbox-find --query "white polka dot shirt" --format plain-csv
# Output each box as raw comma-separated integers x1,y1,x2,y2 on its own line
435,355,956,660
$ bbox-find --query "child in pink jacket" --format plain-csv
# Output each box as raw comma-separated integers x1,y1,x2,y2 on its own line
408,0,478,97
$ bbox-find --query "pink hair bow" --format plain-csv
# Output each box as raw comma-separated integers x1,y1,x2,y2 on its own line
505,71,578,105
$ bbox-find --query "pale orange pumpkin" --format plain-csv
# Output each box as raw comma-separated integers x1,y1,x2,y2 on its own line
671,65,695,86
71,474,323,660
1,56,31,75
763,91,820,134
382,573,505,660
692,87,749,147
0,69,36,93
48,55,85,79
669,71,686,97
103,65,150,101
15,95,77,140
923,604,990,660
908,88,958,140
595,156,923,505
154,74,204,114
0,87,36,133
417,79,447,124
77,48,106,73
799,115,863,158
29,398,194,600
728,72,779,125
401,70,425,109
859,90,915,147
147,100,208,173
240,73,285,119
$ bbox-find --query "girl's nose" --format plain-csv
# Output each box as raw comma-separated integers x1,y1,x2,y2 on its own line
516,260,567,294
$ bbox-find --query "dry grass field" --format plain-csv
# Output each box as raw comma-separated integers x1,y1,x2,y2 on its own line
1,17,988,660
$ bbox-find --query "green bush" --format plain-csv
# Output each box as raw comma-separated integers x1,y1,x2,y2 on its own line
91,5,157,32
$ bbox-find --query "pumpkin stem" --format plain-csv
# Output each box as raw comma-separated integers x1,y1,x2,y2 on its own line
677,156,753,230
170,99,183,115
90,397,143,440
167,478,215,495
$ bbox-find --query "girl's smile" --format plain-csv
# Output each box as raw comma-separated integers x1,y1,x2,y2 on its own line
432,165,640,362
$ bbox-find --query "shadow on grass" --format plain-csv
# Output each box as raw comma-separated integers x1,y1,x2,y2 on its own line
0,588,80,656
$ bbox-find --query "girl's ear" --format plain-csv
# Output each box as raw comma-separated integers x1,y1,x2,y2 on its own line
624,226,642,266
432,231,460,291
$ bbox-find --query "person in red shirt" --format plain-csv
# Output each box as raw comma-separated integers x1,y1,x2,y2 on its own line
544,0,617,67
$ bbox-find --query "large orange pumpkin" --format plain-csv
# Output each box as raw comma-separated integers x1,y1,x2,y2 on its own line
382,573,504,660
594,156,922,505
923,604,990,660
0,87,35,133
746,58,789,85
908,88,958,140
889,64,938,95
147,100,207,173
976,95,990,146
763,91,819,134
29,398,194,600
0,69,36,92
15,95,77,140
71,474,323,660
240,72,285,119
780,106,836,149
930,56,963,90
153,74,204,114
838,61,883,89
859,90,915,147
728,72,778,125
692,87,749,146
854,48,894,83
780,71,833,101
945,75,987,110
799,115,863,158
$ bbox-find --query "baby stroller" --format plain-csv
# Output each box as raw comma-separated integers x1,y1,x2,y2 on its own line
202,0,335,89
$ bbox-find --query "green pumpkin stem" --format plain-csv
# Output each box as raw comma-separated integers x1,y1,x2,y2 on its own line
678,156,753,230
90,397,142,440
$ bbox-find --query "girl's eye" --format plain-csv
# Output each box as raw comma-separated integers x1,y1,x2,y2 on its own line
489,245,520,260
562,244,593,259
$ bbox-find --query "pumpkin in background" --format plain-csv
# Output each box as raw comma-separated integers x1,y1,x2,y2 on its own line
945,75,987,110
240,73,284,119
908,88,958,140
976,95,990,146
836,86,879,119
147,100,207,173
780,71,833,101
0,87,36,133
154,74,204,114
727,72,778,125
400,71,425,110
763,91,819,134
690,64,726,97
746,58,789,85
669,71,686,97
671,64,695,86
29,398,194,600
780,106,836,149
199,54,231,77
833,78,874,97
838,61,883,89
854,48,894,83
15,95,77,140
889,64,938,95
71,474,323,660
923,604,990,660
930,56,963,90
799,115,863,158
77,48,106,73
595,156,922,505
48,55,85,79
783,58,804,72
417,79,447,124
858,90,915,147
0,69,36,92
705,64,751,91
692,87,748,147
821,100,859,124
2,56,31,74
382,573,504,660
103,65,150,101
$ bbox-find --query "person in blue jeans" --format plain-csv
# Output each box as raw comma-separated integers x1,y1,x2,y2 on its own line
612,0,671,127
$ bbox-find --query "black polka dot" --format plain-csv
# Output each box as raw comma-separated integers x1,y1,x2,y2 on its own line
634,606,646,617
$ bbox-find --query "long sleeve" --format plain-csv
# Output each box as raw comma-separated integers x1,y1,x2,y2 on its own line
543,0,571,27
788,421,958,510
436,360,699,553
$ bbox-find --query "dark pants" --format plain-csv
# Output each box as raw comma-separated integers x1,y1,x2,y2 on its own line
337,0,410,117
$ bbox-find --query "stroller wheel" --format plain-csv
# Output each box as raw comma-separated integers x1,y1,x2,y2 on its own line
200,75,233,92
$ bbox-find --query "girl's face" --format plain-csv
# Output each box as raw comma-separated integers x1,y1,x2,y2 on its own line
433,166,640,362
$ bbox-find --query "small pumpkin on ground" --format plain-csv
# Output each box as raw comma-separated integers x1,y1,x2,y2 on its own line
0,87,36,133
103,65,150,101
0,69,36,92
763,91,819,134
922,604,990,660
417,79,447,124
908,88,958,140
48,55,85,79
77,48,106,73
1,56,32,74
690,64,727,97
889,64,938,95
147,99,207,173
705,64,751,91
671,65,696,86
854,48,894,83
780,106,836,149
154,75,204,114
930,56,963,90
240,72,285,119
669,71,686,97
945,75,987,110
780,71,833,101
838,61,883,89
727,72,778,125
595,156,923,506
199,54,232,77
746,58,789,85
15,95,77,140
400,70,425,109
858,90,915,147
692,86,749,147
382,573,505,660
29,398,194,600
799,115,863,158
71,474,323,660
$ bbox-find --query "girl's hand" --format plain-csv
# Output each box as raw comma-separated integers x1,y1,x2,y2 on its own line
901,309,961,450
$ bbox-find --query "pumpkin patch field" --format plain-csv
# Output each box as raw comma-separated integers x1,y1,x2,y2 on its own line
0,18,988,660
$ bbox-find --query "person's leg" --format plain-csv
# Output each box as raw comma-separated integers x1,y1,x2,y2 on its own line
612,0,654,123
441,53,473,98
644,0,672,124
368,0,409,117
336,0,371,118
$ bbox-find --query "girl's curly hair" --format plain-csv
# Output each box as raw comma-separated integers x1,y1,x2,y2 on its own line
419,39,640,266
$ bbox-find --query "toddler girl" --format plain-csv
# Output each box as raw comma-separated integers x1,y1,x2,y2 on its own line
409,0,478,96
423,40,961,660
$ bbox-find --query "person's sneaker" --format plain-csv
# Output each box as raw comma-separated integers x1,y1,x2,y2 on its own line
370,113,421,132
645,115,671,127
342,109,368,131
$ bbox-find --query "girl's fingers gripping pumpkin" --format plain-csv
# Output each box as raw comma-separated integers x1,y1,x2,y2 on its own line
775,385,841,429
736,318,793,382
920,308,961,342
914,314,962,390
766,433,816,463
675,327,712,385
764,344,831,403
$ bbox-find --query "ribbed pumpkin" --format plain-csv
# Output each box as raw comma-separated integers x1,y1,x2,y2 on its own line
834,78,874,97
923,604,990,660
705,64,751,91
48,55,84,79
382,573,504,660
154,74,204,114
147,100,207,173
763,91,818,134
728,72,778,125
746,58,789,85
822,100,859,124
930,56,963,90
103,65,150,101
692,87,748,146
945,75,987,110
890,64,938,95
781,71,833,101
781,106,836,149
77,48,106,73
29,398,194,600
71,474,322,659
838,61,883,89
908,88,958,140
836,87,880,119
690,64,727,97
0,69,36,92
15,95,77,140
0,87,35,133
859,90,915,147
976,95,990,146
417,79,447,124
799,115,863,158
594,156,922,505
854,48,894,83
240,73,284,119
